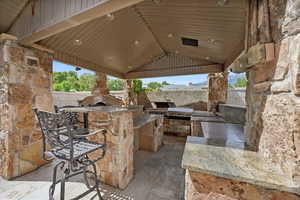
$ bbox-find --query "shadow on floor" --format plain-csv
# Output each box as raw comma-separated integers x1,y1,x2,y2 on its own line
9,142,185,200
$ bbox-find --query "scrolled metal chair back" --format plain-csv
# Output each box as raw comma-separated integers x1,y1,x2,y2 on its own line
33,108,70,149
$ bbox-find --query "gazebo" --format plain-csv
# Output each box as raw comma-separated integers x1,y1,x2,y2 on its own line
0,0,300,199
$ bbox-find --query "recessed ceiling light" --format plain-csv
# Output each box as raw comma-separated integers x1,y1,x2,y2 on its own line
168,33,174,38
153,0,161,4
208,38,216,43
217,0,229,6
134,40,140,45
73,39,82,46
206,56,211,60
106,13,114,21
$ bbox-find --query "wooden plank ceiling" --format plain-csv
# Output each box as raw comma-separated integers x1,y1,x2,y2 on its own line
0,0,30,33
3,0,247,78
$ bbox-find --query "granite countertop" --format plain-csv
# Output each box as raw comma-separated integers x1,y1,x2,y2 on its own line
190,116,226,123
182,136,300,195
63,106,136,113
133,114,163,128
147,108,218,118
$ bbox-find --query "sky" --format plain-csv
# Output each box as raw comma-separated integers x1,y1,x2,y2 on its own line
53,61,208,85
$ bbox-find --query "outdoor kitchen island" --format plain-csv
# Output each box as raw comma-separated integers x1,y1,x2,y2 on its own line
182,136,300,200
64,106,137,189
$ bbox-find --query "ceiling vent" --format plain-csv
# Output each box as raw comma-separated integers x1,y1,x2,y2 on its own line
181,37,198,47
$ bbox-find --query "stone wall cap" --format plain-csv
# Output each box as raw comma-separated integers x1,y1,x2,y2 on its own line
182,136,300,195
219,104,246,109
0,33,17,41
63,106,134,113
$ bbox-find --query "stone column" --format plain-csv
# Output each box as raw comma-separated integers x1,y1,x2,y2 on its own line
0,35,53,179
91,72,109,96
244,0,300,183
123,79,136,106
207,72,228,112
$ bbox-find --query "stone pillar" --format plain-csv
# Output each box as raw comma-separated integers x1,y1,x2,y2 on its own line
123,79,136,106
91,72,109,96
244,0,300,183
0,36,53,179
207,72,228,112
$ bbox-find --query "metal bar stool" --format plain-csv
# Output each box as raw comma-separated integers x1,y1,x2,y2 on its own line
33,108,106,200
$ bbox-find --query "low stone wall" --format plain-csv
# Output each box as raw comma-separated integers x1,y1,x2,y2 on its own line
53,89,246,108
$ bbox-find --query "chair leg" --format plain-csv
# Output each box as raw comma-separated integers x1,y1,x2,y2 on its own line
60,168,70,200
90,162,103,200
49,161,65,200
83,161,103,200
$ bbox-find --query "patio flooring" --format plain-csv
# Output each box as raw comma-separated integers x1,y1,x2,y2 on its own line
0,142,185,200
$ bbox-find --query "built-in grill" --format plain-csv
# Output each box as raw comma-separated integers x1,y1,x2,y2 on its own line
151,101,176,109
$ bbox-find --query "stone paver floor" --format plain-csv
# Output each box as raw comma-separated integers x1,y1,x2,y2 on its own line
0,142,185,200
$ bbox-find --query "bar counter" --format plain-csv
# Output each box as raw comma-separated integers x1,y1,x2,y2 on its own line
65,106,136,189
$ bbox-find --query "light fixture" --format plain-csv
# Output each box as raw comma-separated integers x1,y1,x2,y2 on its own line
134,40,140,45
106,13,114,21
205,56,211,60
175,50,179,54
208,38,216,43
73,39,82,46
217,0,229,6
152,0,161,4
128,65,133,69
168,33,174,38
208,38,220,45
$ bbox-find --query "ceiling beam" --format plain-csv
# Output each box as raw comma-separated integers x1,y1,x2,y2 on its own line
9,0,144,45
124,64,223,79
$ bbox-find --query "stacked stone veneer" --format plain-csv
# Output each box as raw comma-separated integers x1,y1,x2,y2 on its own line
84,110,134,189
185,171,300,200
123,79,136,106
0,38,53,179
137,116,164,152
245,0,300,185
92,72,109,96
207,72,228,112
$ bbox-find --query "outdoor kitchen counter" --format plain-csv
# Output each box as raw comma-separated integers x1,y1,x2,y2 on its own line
64,105,136,113
64,106,136,189
182,136,300,197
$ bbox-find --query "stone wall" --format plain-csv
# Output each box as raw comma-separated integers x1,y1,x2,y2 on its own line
185,170,300,200
208,72,228,112
92,72,109,96
245,0,300,184
85,110,134,189
52,89,246,108
147,89,209,106
0,38,53,179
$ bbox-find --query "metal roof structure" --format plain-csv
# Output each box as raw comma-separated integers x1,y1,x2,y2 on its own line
0,0,246,78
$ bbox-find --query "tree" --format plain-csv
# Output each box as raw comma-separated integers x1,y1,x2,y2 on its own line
133,79,144,93
234,78,247,88
53,71,95,92
107,79,124,91
162,81,170,86
147,82,162,91
79,74,94,91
